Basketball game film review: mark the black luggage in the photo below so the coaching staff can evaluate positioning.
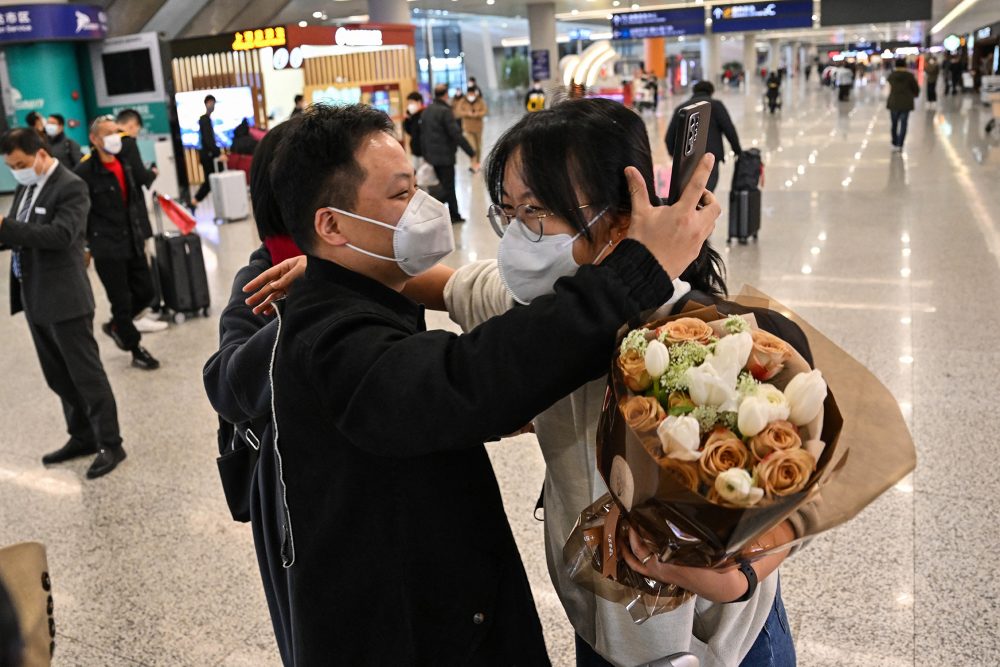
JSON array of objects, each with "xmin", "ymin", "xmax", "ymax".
[
  {"xmin": 731, "ymin": 149, "xmax": 763, "ymax": 191},
  {"xmin": 728, "ymin": 189, "xmax": 761, "ymax": 245},
  {"xmin": 150, "ymin": 195, "xmax": 210, "ymax": 323}
]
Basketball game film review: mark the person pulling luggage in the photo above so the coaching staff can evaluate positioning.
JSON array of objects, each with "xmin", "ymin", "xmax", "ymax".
[
  {"xmin": 75, "ymin": 116, "xmax": 160, "ymax": 370},
  {"xmin": 765, "ymin": 72, "xmax": 781, "ymax": 114},
  {"xmin": 665, "ymin": 81, "xmax": 742, "ymax": 192}
]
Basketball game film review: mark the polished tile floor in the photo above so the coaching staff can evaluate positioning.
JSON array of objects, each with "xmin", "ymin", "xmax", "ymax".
[{"xmin": 1, "ymin": 75, "xmax": 999, "ymax": 666}]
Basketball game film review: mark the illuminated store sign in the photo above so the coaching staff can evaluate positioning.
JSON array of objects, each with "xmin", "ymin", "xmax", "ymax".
[
  {"xmin": 232, "ymin": 26, "xmax": 286, "ymax": 51},
  {"xmin": 334, "ymin": 27, "xmax": 383, "ymax": 47}
]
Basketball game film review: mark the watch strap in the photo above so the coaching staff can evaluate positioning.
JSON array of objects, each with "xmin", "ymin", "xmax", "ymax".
[{"xmin": 730, "ymin": 559, "xmax": 758, "ymax": 603}]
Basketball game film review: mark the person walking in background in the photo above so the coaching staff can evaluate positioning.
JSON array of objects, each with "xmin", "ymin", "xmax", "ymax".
[
  {"xmin": 949, "ymin": 56, "xmax": 964, "ymax": 95},
  {"xmin": 453, "ymin": 85, "xmax": 488, "ymax": 173},
  {"xmin": 835, "ymin": 64, "xmax": 855, "ymax": 102},
  {"xmin": 190, "ymin": 94, "xmax": 222, "ymax": 212},
  {"xmin": 401, "ymin": 91, "xmax": 424, "ymax": 168},
  {"xmin": 665, "ymin": 81, "xmax": 741, "ymax": 192},
  {"xmin": 0, "ymin": 128, "xmax": 126, "ymax": 479},
  {"xmin": 887, "ymin": 60, "xmax": 920, "ymax": 152},
  {"xmin": 44, "ymin": 114, "xmax": 82, "ymax": 168},
  {"xmin": 76, "ymin": 117, "xmax": 161, "ymax": 370},
  {"xmin": 525, "ymin": 79, "xmax": 546, "ymax": 112},
  {"xmin": 765, "ymin": 72, "xmax": 781, "ymax": 114},
  {"xmin": 420, "ymin": 83, "xmax": 478, "ymax": 223},
  {"xmin": 289, "ymin": 94, "xmax": 305, "ymax": 118},
  {"xmin": 925, "ymin": 56, "xmax": 940, "ymax": 107}
]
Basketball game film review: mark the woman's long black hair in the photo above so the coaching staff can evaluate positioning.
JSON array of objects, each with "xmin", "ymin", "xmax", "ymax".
[
  {"xmin": 485, "ymin": 97, "xmax": 726, "ymax": 296},
  {"xmin": 249, "ymin": 118, "xmax": 295, "ymax": 241}
]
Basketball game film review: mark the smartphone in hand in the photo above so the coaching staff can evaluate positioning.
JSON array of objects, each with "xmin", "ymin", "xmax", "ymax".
[{"xmin": 666, "ymin": 100, "xmax": 712, "ymax": 205}]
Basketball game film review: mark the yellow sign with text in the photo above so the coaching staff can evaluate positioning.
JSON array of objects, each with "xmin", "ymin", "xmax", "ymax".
[{"xmin": 232, "ymin": 26, "xmax": 286, "ymax": 51}]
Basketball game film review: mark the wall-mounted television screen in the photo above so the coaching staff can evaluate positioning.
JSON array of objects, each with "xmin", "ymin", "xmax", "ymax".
[
  {"xmin": 102, "ymin": 49, "xmax": 156, "ymax": 96},
  {"xmin": 175, "ymin": 87, "xmax": 255, "ymax": 150}
]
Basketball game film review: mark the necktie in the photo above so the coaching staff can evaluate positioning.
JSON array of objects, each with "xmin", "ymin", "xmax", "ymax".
[{"xmin": 11, "ymin": 184, "xmax": 36, "ymax": 280}]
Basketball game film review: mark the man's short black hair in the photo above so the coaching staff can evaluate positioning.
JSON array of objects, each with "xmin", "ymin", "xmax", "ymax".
[
  {"xmin": 294, "ymin": 94, "xmax": 304, "ymax": 104},
  {"xmin": 25, "ymin": 111, "xmax": 42, "ymax": 127},
  {"xmin": 693, "ymin": 80, "xmax": 715, "ymax": 96},
  {"xmin": 205, "ymin": 94, "xmax": 216, "ymax": 105},
  {"xmin": 116, "ymin": 108, "xmax": 143, "ymax": 127},
  {"xmin": 271, "ymin": 104, "xmax": 395, "ymax": 253},
  {"xmin": 406, "ymin": 91, "xmax": 423, "ymax": 102},
  {"xmin": 1, "ymin": 127, "xmax": 45, "ymax": 156},
  {"xmin": 433, "ymin": 83, "xmax": 449, "ymax": 98},
  {"xmin": 47, "ymin": 113, "xmax": 65, "ymax": 127}
]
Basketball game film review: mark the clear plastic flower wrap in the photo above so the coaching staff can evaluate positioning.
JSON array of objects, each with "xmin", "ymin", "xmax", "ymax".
[{"xmin": 564, "ymin": 288, "xmax": 917, "ymax": 623}]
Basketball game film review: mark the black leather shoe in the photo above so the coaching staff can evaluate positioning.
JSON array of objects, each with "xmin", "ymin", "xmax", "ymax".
[
  {"xmin": 101, "ymin": 321, "xmax": 128, "ymax": 351},
  {"xmin": 131, "ymin": 346, "xmax": 160, "ymax": 370},
  {"xmin": 451, "ymin": 217, "xmax": 466, "ymax": 224},
  {"xmin": 86, "ymin": 446, "xmax": 126, "ymax": 479},
  {"xmin": 42, "ymin": 439, "xmax": 97, "ymax": 465}
]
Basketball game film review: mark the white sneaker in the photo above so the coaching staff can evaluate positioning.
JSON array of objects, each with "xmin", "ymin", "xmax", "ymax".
[{"xmin": 134, "ymin": 314, "xmax": 169, "ymax": 333}]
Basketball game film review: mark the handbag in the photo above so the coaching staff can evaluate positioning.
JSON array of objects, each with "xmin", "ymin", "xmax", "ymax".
[
  {"xmin": 416, "ymin": 159, "xmax": 440, "ymax": 188},
  {"xmin": 0, "ymin": 542, "xmax": 54, "ymax": 666}
]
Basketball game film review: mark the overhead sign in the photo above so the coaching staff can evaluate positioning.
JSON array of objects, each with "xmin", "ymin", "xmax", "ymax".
[
  {"xmin": 977, "ymin": 27, "xmax": 992, "ymax": 40},
  {"xmin": 710, "ymin": 2, "xmax": 813, "ymax": 33},
  {"xmin": 232, "ymin": 26, "xmax": 286, "ymax": 51},
  {"xmin": 334, "ymin": 27, "xmax": 383, "ymax": 47},
  {"xmin": 610, "ymin": 8, "xmax": 706, "ymax": 39},
  {"xmin": 531, "ymin": 49, "xmax": 550, "ymax": 81},
  {"xmin": 0, "ymin": 4, "xmax": 106, "ymax": 42}
]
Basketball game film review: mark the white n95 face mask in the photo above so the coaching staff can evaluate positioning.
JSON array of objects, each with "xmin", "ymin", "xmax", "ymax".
[
  {"xmin": 44, "ymin": 123, "xmax": 59, "ymax": 137},
  {"xmin": 328, "ymin": 188, "xmax": 454, "ymax": 276},
  {"xmin": 102, "ymin": 133, "xmax": 123, "ymax": 155},
  {"xmin": 497, "ymin": 206, "xmax": 609, "ymax": 305}
]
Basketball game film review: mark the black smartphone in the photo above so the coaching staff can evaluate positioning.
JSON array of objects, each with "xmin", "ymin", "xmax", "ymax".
[{"xmin": 666, "ymin": 100, "xmax": 712, "ymax": 205}]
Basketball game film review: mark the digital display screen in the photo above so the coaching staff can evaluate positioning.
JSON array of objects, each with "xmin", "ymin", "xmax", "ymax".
[
  {"xmin": 611, "ymin": 9, "xmax": 706, "ymax": 39},
  {"xmin": 820, "ymin": 0, "xmax": 931, "ymax": 26},
  {"xmin": 710, "ymin": 2, "xmax": 813, "ymax": 33},
  {"xmin": 175, "ymin": 87, "xmax": 255, "ymax": 150},
  {"xmin": 102, "ymin": 49, "xmax": 156, "ymax": 96}
]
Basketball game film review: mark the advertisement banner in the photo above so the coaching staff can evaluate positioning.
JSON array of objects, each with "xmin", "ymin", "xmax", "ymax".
[
  {"xmin": 531, "ymin": 49, "xmax": 551, "ymax": 81},
  {"xmin": 0, "ymin": 4, "xmax": 106, "ymax": 42}
]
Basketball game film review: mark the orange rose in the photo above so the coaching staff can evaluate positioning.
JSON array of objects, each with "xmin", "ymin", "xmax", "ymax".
[
  {"xmin": 618, "ymin": 349, "xmax": 652, "ymax": 392},
  {"xmin": 620, "ymin": 396, "xmax": 665, "ymax": 432},
  {"xmin": 659, "ymin": 458, "xmax": 700, "ymax": 493},
  {"xmin": 699, "ymin": 428, "xmax": 751, "ymax": 485},
  {"xmin": 747, "ymin": 329, "xmax": 792, "ymax": 381},
  {"xmin": 657, "ymin": 318, "xmax": 715, "ymax": 345},
  {"xmin": 749, "ymin": 420, "xmax": 802, "ymax": 461},
  {"xmin": 756, "ymin": 448, "xmax": 816, "ymax": 497},
  {"xmin": 668, "ymin": 391, "xmax": 696, "ymax": 413}
]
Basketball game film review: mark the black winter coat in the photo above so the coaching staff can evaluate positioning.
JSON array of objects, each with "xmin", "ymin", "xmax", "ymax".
[
  {"xmin": 666, "ymin": 94, "xmax": 742, "ymax": 164},
  {"xmin": 74, "ymin": 151, "xmax": 151, "ymax": 259},
  {"xmin": 206, "ymin": 239, "xmax": 674, "ymax": 665},
  {"xmin": 420, "ymin": 99, "xmax": 475, "ymax": 166},
  {"xmin": 47, "ymin": 133, "xmax": 82, "ymax": 168}
]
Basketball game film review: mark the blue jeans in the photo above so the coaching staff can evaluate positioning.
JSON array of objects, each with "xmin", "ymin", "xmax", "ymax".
[
  {"xmin": 574, "ymin": 580, "xmax": 796, "ymax": 666},
  {"xmin": 890, "ymin": 110, "xmax": 910, "ymax": 147}
]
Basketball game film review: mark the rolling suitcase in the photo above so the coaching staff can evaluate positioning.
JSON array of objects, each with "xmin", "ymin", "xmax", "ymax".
[
  {"xmin": 209, "ymin": 160, "xmax": 249, "ymax": 223},
  {"xmin": 728, "ymin": 189, "xmax": 761, "ymax": 245},
  {"xmin": 151, "ymin": 195, "xmax": 210, "ymax": 322}
]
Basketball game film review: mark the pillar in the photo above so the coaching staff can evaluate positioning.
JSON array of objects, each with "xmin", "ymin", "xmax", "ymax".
[
  {"xmin": 367, "ymin": 0, "xmax": 409, "ymax": 25},
  {"xmin": 743, "ymin": 32, "xmax": 758, "ymax": 88},
  {"xmin": 700, "ymin": 32, "xmax": 720, "ymax": 84},
  {"xmin": 768, "ymin": 38, "xmax": 780, "ymax": 74},
  {"xmin": 527, "ymin": 2, "xmax": 557, "ymax": 88},
  {"xmin": 645, "ymin": 37, "xmax": 666, "ymax": 78}
]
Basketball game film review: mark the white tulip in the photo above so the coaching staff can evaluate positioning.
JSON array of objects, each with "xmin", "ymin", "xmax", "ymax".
[
  {"xmin": 737, "ymin": 396, "xmax": 771, "ymax": 437},
  {"xmin": 785, "ymin": 370, "xmax": 828, "ymax": 426},
  {"xmin": 685, "ymin": 363, "xmax": 739, "ymax": 410},
  {"xmin": 644, "ymin": 339, "xmax": 670, "ymax": 379},
  {"xmin": 757, "ymin": 384, "xmax": 791, "ymax": 422},
  {"xmin": 707, "ymin": 331, "xmax": 753, "ymax": 386},
  {"xmin": 657, "ymin": 415, "xmax": 702, "ymax": 461},
  {"xmin": 715, "ymin": 468, "xmax": 765, "ymax": 506}
]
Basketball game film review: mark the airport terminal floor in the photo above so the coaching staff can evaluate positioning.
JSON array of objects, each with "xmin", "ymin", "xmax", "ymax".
[{"xmin": 2, "ymin": 76, "xmax": 1000, "ymax": 666}]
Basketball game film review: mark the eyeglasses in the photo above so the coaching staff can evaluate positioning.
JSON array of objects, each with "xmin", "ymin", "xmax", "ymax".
[{"xmin": 487, "ymin": 202, "xmax": 594, "ymax": 242}]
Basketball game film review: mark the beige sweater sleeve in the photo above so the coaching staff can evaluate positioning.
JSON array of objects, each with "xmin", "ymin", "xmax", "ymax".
[{"xmin": 443, "ymin": 259, "xmax": 514, "ymax": 332}]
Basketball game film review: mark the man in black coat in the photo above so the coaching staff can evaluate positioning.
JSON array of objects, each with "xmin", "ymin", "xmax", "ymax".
[
  {"xmin": 206, "ymin": 103, "xmax": 718, "ymax": 664},
  {"xmin": 191, "ymin": 94, "xmax": 222, "ymax": 210},
  {"xmin": 43, "ymin": 114, "xmax": 82, "ymax": 168},
  {"xmin": 0, "ymin": 128, "xmax": 126, "ymax": 479},
  {"xmin": 75, "ymin": 116, "xmax": 160, "ymax": 370},
  {"xmin": 419, "ymin": 83, "xmax": 477, "ymax": 223},
  {"xmin": 666, "ymin": 81, "xmax": 743, "ymax": 192}
]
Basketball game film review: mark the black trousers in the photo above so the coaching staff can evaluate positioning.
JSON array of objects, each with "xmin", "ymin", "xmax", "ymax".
[
  {"xmin": 432, "ymin": 164, "xmax": 462, "ymax": 221},
  {"xmin": 194, "ymin": 155, "xmax": 218, "ymax": 202},
  {"xmin": 27, "ymin": 314, "xmax": 121, "ymax": 448},
  {"xmin": 838, "ymin": 84, "xmax": 851, "ymax": 101},
  {"xmin": 94, "ymin": 253, "xmax": 154, "ymax": 351},
  {"xmin": 927, "ymin": 80, "xmax": 938, "ymax": 102}
]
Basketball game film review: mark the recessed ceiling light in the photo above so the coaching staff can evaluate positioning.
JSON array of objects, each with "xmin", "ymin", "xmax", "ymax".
[
  {"xmin": 571, "ymin": 8, "xmax": 579, "ymax": 15},
  {"xmin": 631, "ymin": 3, "xmax": 639, "ymax": 9},
  {"xmin": 312, "ymin": 11, "xmax": 322, "ymax": 17},
  {"xmin": 612, "ymin": 1, "xmax": 620, "ymax": 6},
  {"xmin": 299, "ymin": 20, "xmax": 308, "ymax": 27},
  {"xmin": 487, "ymin": 0, "xmax": 495, "ymax": 4}
]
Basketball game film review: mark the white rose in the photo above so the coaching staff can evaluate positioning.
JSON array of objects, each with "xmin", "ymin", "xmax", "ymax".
[
  {"xmin": 714, "ymin": 468, "xmax": 765, "ymax": 506},
  {"xmin": 685, "ymin": 363, "xmax": 739, "ymax": 411},
  {"xmin": 757, "ymin": 383, "xmax": 791, "ymax": 422},
  {"xmin": 706, "ymin": 331, "xmax": 753, "ymax": 387},
  {"xmin": 784, "ymin": 370, "xmax": 828, "ymax": 426},
  {"xmin": 737, "ymin": 396, "xmax": 771, "ymax": 437},
  {"xmin": 644, "ymin": 339, "xmax": 670, "ymax": 379},
  {"xmin": 657, "ymin": 415, "xmax": 702, "ymax": 461}
]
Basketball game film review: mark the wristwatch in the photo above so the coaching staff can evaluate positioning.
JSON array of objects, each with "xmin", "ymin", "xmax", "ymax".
[{"xmin": 729, "ymin": 559, "xmax": 757, "ymax": 604}]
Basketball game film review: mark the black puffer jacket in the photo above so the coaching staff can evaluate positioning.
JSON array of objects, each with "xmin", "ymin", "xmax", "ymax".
[{"xmin": 74, "ymin": 151, "xmax": 151, "ymax": 259}]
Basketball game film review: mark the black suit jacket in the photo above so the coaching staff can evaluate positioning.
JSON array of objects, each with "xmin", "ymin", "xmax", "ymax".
[
  {"xmin": 666, "ymin": 94, "xmax": 743, "ymax": 164},
  {"xmin": 199, "ymin": 114, "xmax": 220, "ymax": 160},
  {"xmin": 419, "ymin": 99, "xmax": 474, "ymax": 166},
  {"xmin": 0, "ymin": 164, "xmax": 94, "ymax": 325}
]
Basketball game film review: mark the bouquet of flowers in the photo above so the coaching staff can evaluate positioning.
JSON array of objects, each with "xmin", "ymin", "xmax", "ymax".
[{"xmin": 564, "ymin": 290, "xmax": 916, "ymax": 623}]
